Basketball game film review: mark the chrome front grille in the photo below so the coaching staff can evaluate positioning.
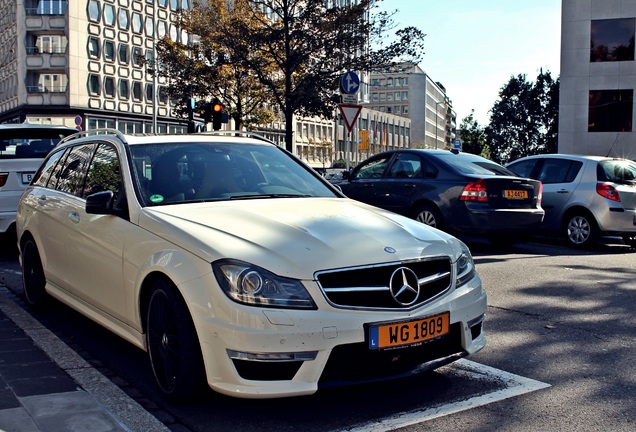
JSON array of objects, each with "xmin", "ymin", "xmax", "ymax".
[{"xmin": 315, "ymin": 258, "xmax": 452, "ymax": 310}]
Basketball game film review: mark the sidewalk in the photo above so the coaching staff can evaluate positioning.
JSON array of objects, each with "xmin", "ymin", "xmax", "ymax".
[{"xmin": 0, "ymin": 285, "xmax": 169, "ymax": 432}]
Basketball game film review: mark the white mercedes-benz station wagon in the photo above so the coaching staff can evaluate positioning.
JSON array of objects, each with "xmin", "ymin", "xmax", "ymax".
[{"xmin": 16, "ymin": 130, "xmax": 487, "ymax": 401}]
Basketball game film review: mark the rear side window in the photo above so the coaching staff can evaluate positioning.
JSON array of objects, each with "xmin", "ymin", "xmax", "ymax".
[
  {"xmin": 537, "ymin": 159, "xmax": 582, "ymax": 184},
  {"xmin": 32, "ymin": 148, "xmax": 68, "ymax": 188},
  {"xmin": 598, "ymin": 159, "xmax": 636, "ymax": 184},
  {"xmin": 56, "ymin": 144, "xmax": 97, "ymax": 196},
  {"xmin": 507, "ymin": 159, "xmax": 538, "ymax": 178}
]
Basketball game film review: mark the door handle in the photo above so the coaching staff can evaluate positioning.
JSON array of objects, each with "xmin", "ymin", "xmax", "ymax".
[{"xmin": 68, "ymin": 212, "xmax": 80, "ymax": 223}]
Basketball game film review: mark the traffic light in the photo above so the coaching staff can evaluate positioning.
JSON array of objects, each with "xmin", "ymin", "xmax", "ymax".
[{"xmin": 212, "ymin": 100, "xmax": 224, "ymax": 130}]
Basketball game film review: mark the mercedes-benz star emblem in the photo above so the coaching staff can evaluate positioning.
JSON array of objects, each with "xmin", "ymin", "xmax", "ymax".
[{"xmin": 389, "ymin": 267, "xmax": 420, "ymax": 306}]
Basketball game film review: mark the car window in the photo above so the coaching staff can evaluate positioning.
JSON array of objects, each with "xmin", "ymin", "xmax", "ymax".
[
  {"xmin": 388, "ymin": 154, "xmax": 420, "ymax": 178},
  {"xmin": 507, "ymin": 159, "xmax": 538, "ymax": 178},
  {"xmin": 598, "ymin": 159, "xmax": 636, "ymax": 184},
  {"xmin": 56, "ymin": 144, "xmax": 96, "ymax": 197},
  {"xmin": 32, "ymin": 148, "xmax": 69, "ymax": 188},
  {"xmin": 352, "ymin": 155, "xmax": 391, "ymax": 179},
  {"xmin": 83, "ymin": 144, "xmax": 122, "ymax": 200},
  {"xmin": 537, "ymin": 159, "xmax": 581, "ymax": 184}
]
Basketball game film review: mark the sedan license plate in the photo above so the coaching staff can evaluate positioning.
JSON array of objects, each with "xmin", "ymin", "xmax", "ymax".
[
  {"xmin": 367, "ymin": 312, "xmax": 450, "ymax": 351},
  {"xmin": 504, "ymin": 189, "xmax": 528, "ymax": 199},
  {"xmin": 21, "ymin": 173, "xmax": 34, "ymax": 184}
]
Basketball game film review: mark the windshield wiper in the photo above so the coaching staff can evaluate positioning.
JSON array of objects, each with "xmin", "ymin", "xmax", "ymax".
[{"xmin": 229, "ymin": 193, "xmax": 312, "ymax": 200}]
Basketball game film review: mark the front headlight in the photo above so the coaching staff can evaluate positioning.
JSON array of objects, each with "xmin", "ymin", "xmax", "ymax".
[
  {"xmin": 455, "ymin": 240, "xmax": 476, "ymax": 287},
  {"xmin": 212, "ymin": 259, "xmax": 317, "ymax": 309}
]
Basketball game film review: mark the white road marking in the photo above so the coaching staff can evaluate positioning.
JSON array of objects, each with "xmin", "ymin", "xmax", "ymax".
[{"xmin": 345, "ymin": 359, "xmax": 550, "ymax": 432}]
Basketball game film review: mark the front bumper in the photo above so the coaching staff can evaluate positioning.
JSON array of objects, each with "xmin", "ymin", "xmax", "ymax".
[{"xmin": 190, "ymin": 275, "xmax": 487, "ymax": 399}]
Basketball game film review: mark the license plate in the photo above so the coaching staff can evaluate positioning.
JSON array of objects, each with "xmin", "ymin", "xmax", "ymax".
[
  {"xmin": 367, "ymin": 312, "xmax": 450, "ymax": 351},
  {"xmin": 21, "ymin": 173, "xmax": 34, "ymax": 184},
  {"xmin": 504, "ymin": 189, "xmax": 528, "ymax": 199}
]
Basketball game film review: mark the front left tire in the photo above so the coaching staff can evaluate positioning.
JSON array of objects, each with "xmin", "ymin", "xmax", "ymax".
[{"xmin": 145, "ymin": 278, "xmax": 207, "ymax": 401}]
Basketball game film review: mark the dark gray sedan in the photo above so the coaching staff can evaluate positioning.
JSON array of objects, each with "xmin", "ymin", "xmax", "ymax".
[{"xmin": 337, "ymin": 149, "xmax": 544, "ymax": 241}]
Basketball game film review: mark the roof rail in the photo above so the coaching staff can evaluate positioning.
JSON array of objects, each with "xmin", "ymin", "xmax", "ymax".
[
  {"xmin": 196, "ymin": 130, "xmax": 275, "ymax": 144},
  {"xmin": 58, "ymin": 128, "xmax": 127, "ymax": 145}
]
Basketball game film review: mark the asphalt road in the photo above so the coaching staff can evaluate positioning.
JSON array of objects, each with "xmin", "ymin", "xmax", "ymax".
[{"xmin": 1, "ymin": 232, "xmax": 635, "ymax": 431}]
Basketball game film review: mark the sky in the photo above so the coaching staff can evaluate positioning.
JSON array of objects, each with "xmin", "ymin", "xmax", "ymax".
[{"xmin": 381, "ymin": 0, "xmax": 562, "ymax": 126}]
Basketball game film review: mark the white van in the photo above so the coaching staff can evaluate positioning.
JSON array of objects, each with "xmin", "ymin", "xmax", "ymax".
[{"xmin": 0, "ymin": 122, "xmax": 77, "ymax": 234}]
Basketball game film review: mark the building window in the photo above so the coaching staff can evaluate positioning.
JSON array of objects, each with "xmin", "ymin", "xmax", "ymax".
[
  {"xmin": 118, "ymin": 44, "xmax": 129, "ymax": 64},
  {"xmin": 104, "ymin": 77, "xmax": 116, "ymax": 97},
  {"xmin": 118, "ymin": 8, "xmax": 129, "ymax": 30},
  {"xmin": 132, "ymin": 81, "xmax": 142, "ymax": 101},
  {"xmin": 119, "ymin": 79, "xmax": 129, "ymax": 99},
  {"xmin": 145, "ymin": 16, "xmax": 155, "ymax": 37},
  {"xmin": 145, "ymin": 83, "xmax": 154, "ymax": 102},
  {"xmin": 132, "ymin": 12, "xmax": 143, "ymax": 34},
  {"xmin": 104, "ymin": 40, "xmax": 115, "ymax": 62},
  {"xmin": 132, "ymin": 47, "xmax": 143, "ymax": 67},
  {"xmin": 103, "ymin": 3, "xmax": 115, "ymax": 26},
  {"xmin": 588, "ymin": 90, "xmax": 633, "ymax": 132},
  {"xmin": 36, "ymin": 35, "xmax": 68, "ymax": 54},
  {"xmin": 158, "ymin": 21, "xmax": 167, "ymax": 38},
  {"xmin": 158, "ymin": 86, "xmax": 168, "ymax": 104},
  {"xmin": 88, "ymin": 37, "xmax": 100, "ymax": 58},
  {"xmin": 88, "ymin": 74, "xmax": 101, "ymax": 95},
  {"xmin": 88, "ymin": 0, "xmax": 100, "ymax": 22},
  {"xmin": 402, "ymin": 91, "xmax": 408, "ymax": 101},
  {"xmin": 591, "ymin": 18, "xmax": 635, "ymax": 62}
]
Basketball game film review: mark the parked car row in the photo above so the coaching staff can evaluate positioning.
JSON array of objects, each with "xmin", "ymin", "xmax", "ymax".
[{"xmin": 334, "ymin": 150, "xmax": 636, "ymax": 248}]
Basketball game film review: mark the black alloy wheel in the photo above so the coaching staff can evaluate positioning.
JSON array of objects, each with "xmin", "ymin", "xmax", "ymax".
[
  {"xmin": 146, "ymin": 279, "xmax": 206, "ymax": 401},
  {"xmin": 22, "ymin": 239, "xmax": 49, "ymax": 308}
]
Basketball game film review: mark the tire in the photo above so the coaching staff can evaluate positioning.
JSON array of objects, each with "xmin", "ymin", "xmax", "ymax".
[
  {"xmin": 564, "ymin": 211, "xmax": 598, "ymax": 247},
  {"xmin": 622, "ymin": 235, "xmax": 636, "ymax": 248},
  {"xmin": 413, "ymin": 204, "xmax": 443, "ymax": 229},
  {"xmin": 21, "ymin": 239, "xmax": 49, "ymax": 308},
  {"xmin": 146, "ymin": 279, "xmax": 207, "ymax": 401}
]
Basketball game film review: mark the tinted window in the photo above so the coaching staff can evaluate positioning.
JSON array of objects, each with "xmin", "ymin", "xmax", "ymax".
[
  {"xmin": 32, "ymin": 149, "xmax": 68, "ymax": 187},
  {"xmin": 598, "ymin": 159, "xmax": 636, "ymax": 184},
  {"xmin": 389, "ymin": 154, "xmax": 420, "ymax": 178},
  {"xmin": 537, "ymin": 159, "xmax": 582, "ymax": 184},
  {"xmin": 83, "ymin": 144, "xmax": 122, "ymax": 199},
  {"xmin": 507, "ymin": 159, "xmax": 539, "ymax": 178},
  {"xmin": 353, "ymin": 155, "xmax": 391, "ymax": 179},
  {"xmin": 56, "ymin": 144, "xmax": 96, "ymax": 196}
]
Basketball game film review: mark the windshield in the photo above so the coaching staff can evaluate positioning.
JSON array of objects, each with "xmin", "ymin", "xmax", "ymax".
[
  {"xmin": 130, "ymin": 142, "xmax": 339, "ymax": 206},
  {"xmin": 0, "ymin": 126, "xmax": 76, "ymax": 159}
]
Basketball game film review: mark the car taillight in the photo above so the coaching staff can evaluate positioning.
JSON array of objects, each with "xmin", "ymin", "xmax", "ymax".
[
  {"xmin": 537, "ymin": 182, "xmax": 543, "ymax": 204},
  {"xmin": 0, "ymin": 172, "xmax": 8, "ymax": 187},
  {"xmin": 460, "ymin": 178, "xmax": 488, "ymax": 202},
  {"xmin": 596, "ymin": 182, "xmax": 621, "ymax": 202}
]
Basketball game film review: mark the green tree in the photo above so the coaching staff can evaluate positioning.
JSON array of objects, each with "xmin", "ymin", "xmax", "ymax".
[
  {"xmin": 486, "ymin": 70, "xmax": 559, "ymax": 165},
  {"xmin": 458, "ymin": 110, "xmax": 486, "ymax": 156},
  {"xmin": 159, "ymin": 0, "xmax": 425, "ymax": 151},
  {"xmin": 155, "ymin": 5, "xmax": 274, "ymax": 130}
]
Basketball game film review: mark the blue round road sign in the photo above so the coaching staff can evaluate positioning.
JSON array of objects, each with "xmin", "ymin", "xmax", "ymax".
[{"xmin": 340, "ymin": 71, "xmax": 360, "ymax": 95}]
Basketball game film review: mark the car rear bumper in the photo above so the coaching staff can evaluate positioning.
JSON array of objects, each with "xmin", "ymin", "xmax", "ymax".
[
  {"xmin": 597, "ymin": 207, "xmax": 636, "ymax": 234},
  {"xmin": 454, "ymin": 207, "xmax": 545, "ymax": 235}
]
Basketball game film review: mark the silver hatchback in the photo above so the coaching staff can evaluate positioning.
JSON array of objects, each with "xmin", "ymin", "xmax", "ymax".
[{"xmin": 507, "ymin": 154, "xmax": 636, "ymax": 247}]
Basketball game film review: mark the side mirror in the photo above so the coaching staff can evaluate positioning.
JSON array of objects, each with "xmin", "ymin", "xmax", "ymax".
[
  {"xmin": 86, "ymin": 190, "xmax": 114, "ymax": 214},
  {"xmin": 342, "ymin": 170, "xmax": 351, "ymax": 180}
]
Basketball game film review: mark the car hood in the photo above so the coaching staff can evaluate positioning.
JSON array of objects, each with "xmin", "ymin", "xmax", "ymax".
[{"xmin": 138, "ymin": 198, "xmax": 460, "ymax": 279}]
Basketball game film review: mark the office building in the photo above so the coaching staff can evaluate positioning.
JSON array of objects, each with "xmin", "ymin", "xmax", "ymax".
[{"xmin": 560, "ymin": 0, "xmax": 636, "ymax": 159}]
